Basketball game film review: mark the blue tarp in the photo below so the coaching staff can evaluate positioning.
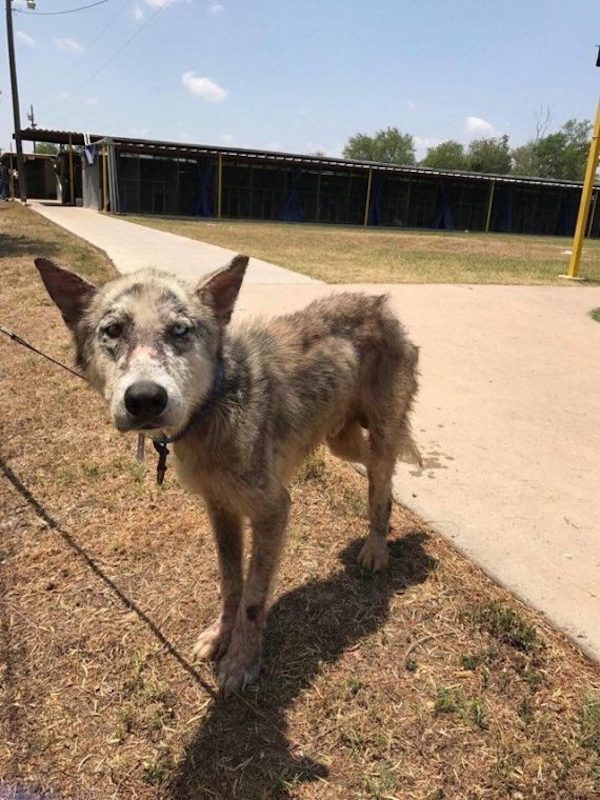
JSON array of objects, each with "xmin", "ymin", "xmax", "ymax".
[
  {"xmin": 368, "ymin": 175, "xmax": 385, "ymax": 226},
  {"xmin": 279, "ymin": 169, "xmax": 305, "ymax": 222},
  {"xmin": 431, "ymin": 182, "xmax": 455, "ymax": 230},
  {"xmin": 190, "ymin": 159, "xmax": 215, "ymax": 217}
]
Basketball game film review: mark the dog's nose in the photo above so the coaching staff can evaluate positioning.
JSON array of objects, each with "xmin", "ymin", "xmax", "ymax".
[{"xmin": 124, "ymin": 381, "xmax": 168, "ymax": 419}]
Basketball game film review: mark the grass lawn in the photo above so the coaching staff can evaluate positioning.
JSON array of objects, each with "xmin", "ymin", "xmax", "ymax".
[
  {"xmin": 1, "ymin": 202, "xmax": 600, "ymax": 799},
  {"xmin": 126, "ymin": 214, "xmax": 600, "ymax": 285}
]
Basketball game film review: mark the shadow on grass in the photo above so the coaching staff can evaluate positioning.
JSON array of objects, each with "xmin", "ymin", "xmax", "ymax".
[
  {"xmin": 169, "ymin": 532, "xmax": 437, "ymax": 800},
  {"xmin": 0, "ymin": 233, "xmax": 62, "ymax": 261},
  {"xmin": 1, "ymin": 458, "xmax": 436, "ymax": 799}
]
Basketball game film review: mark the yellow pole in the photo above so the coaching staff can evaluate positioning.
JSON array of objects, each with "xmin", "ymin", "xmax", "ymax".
[
  {"xmin": 485, "ymin": 180, "xmax": 495, "ymax": 233},
  {"xmin": 586, "ymin": 190, "xmax": 598, "ymax": 238},
  {"xmin": 566, "ymin": 100, "xmax": 600, "ymax": 278},
  {"xmin": 363, "ymin": 168, "xmax": 373, "ymax": 226},
  {"xmin": 68, "ymin": 133, "xmax": 75, "ymax": 205},
  {"xmin": 217, "ymin": 154, "xmax": 223, "ymax": 219}
]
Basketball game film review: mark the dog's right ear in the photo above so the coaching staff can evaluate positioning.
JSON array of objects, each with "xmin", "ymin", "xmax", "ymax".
[
  {"xmin": 196, "ymin": 254, "xmax": 249, "ymax": 324},
  {"xmin": 34, "ymin": 258, "xmax": 97, "ymax": 330}
]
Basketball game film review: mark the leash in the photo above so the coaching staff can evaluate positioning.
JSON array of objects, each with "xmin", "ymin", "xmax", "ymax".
[{"xmin": 0, "ymin": 322, "xmax": 86, "ymax": 381}]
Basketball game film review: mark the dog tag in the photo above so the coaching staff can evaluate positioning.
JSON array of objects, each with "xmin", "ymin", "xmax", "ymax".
[{"xmin": 136, "ymin": 433, "xmax": 145, "ymax": 463}]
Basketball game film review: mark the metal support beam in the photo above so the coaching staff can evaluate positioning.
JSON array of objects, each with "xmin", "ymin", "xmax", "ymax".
[
  {"xmin": 485, "ymin": 180, "xmax": 496, "ymax": 233},
  {"xmin": 68, "ymin": 133, "xmax": 75, "ymax": 205},
  {"xmin": 363, "ymin": 168, "xmax": 373, "ymax": 226},
  {"xmin": 217, "ymin": 154, "xmax": 223, "ymax": 218},
  {"xmin": 102, "ymin": 146, "xmax": 108, "ymax": 211},
  {"xmin": 5, "ymin": 0, "xmax": 27, "ymax": 203},
  {"xmin": 566, "ymin": 100, "xmax": 600, "ymax": 278}
]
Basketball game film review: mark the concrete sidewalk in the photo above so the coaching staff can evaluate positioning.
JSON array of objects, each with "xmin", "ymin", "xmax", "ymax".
[
  {"xmin": 30, "ymin": 203, "xmax": 600, "ymax": 662},
  {"xmin": 31, "ymin": 203, "xmax": 322, "ymax": 285}
]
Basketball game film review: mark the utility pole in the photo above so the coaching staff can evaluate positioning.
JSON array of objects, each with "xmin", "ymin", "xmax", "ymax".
[
  {"xmin": 27, "ymin": 104, "xmax": 37, "ymax": 153},
  {"xmin": 5, "ymin": 0, "xmax": 27, "ymax": 202}
]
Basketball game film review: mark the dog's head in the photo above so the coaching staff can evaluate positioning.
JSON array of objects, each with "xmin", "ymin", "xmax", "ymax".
[{"xmin": 34, "ymin": 255, "xmax": 248, "ymax": 436}]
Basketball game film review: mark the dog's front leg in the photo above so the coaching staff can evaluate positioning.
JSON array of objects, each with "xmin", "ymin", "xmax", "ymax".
[
  {"xmin": 192, "ymin": 501, "xmax": 243, "ymax": 663},
  {"xmin": 218, "ymin": 487, "xmax": 291, "ymax": 694}
]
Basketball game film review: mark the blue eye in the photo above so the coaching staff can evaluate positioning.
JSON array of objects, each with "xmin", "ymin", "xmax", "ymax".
[{"xmin": 170, "ymin": 322, "xmax": 190, "ymax": 337}]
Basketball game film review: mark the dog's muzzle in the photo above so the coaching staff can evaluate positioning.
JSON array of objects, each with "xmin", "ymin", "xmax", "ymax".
[{"xmin": 124, "ymin": 380, "xmax": 168, "ymax": 428}]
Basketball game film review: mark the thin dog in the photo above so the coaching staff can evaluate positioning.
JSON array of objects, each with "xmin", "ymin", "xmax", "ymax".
[{"xmin": 34, "ymin": 255, "xmax": 421, "ymax": 693}]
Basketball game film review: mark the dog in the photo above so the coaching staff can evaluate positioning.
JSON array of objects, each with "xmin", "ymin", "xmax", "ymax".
[{"xmin": 34, "ymin": 255, "xmax": 421, "ymax": 693}]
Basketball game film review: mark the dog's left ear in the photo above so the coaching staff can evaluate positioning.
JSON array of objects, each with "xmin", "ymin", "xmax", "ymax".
[
  {"xmin": 34, "ymin": 258, "xmax": 97, "ymax": 330},
  {"xmin": 196, "ymin": 255, "xmax": 249, "ymax": 324}
]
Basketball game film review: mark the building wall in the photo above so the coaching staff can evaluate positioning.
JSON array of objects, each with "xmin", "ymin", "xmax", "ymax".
[{"xmin": 114, "ymin": 151, "xmax": 598, "ymax": 238}]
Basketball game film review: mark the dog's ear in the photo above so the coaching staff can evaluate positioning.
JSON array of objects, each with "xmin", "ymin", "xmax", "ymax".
[
  {"xmin": 196, "ymin": 255, "xmax": 249, "ymax": 324},
  {"xmin": 34, "ymin": 258, "xmax": 97, "ymax": 330}
]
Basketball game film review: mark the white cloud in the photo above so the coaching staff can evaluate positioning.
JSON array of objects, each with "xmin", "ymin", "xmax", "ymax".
[
  {"xmin": 406, "ymin": 100, "xmax": 417, "ymax": 111},
  {"xmin": 464, "ymin": 116, "xmax": 495, "ymax": 136},
  {"xmin": 144, "ymin": 0, "xmax": 172, "ymax": 8},
  {"xmin": 84, "ymin": 96, "xmax": 99, "ymax": 106},
  {"xmin": 128, "ymin": 127, "xmax": 150, "ymax": 137},
  {"xmin": 221, "ymin": 133, "xmax": 234, "ymax": 144},
  {"xmin": 181, "ymin": 72, "xmax": 227, "ymax": 102},
  {"xmin": 208, "ymin": 2, "xmax": 224, "ymax": 13},
  {"xmin": 57, "ymin": 91, "xmax": 70, "ymax": 101},
  {"xmin": 54, "ymin": 37, "xmax": 85, "ymax": 55},
  {"xmin": 15, "ymin": 30, "xmax": 34, "ymax": 47},
  {"xmin": 264, "ymin": 141, "xmax": 283, "ymax": 152},
  {"xmin": 413, "ymin": 135, "xmax": 439, "ymax": 158},
  {"xmin": 133, "ymin": 3, "xmax": 144, "ymax": 19}
]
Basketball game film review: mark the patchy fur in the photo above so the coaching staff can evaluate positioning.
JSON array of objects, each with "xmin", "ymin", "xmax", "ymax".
[{"xmin": 34, "ymin": 255, "xmax": 421, "ymax": 693}]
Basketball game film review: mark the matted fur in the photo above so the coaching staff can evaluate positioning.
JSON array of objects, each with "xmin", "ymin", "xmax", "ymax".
[{"xmin": 34, "ymin": 255, "xmax": 421, "ymax": 693}]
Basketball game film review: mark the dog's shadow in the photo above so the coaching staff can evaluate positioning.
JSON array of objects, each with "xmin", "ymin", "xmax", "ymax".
[{"xmin": 169, "ymin": 532, "xmax": 436, "ymax": 800}]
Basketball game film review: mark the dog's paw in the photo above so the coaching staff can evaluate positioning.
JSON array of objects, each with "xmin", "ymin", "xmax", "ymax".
[
  {"xmin": 192, "ymin": 619, "xmax": 232, "ymax": 662},
  {"xmin": 357, "ymin": 538, "xmax": 389, "ymax": 572},
  {"xmin": 217, "ymin": 639, "xmax": 261, "ymax": 695}
]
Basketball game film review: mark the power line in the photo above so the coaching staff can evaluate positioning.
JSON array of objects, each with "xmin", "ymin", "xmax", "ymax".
[
  {"xmin": 70, "ymin": 2, "xmax": 168, "ymax": 93},
  {"xmin": 14, "ymin": 0, "xmax": 109, "ymax": 16},
  {"xmin": 42, "ymin": 0, "xmax": 133, "ymax": 97}
]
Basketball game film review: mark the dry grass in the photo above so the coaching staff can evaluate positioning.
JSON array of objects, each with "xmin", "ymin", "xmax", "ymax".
[
  {"xmin": 1, "ymin": 202, "xmax": 600, "ymax": 800},
  {"xmin": 125, "ymin": 214, "xmax": 600, "ymax": 285}
]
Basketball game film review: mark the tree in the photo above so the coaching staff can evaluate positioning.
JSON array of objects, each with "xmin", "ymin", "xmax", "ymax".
[
  {"xmin": 511, "ymin": 142, "xmax": 538, "ymax": 176},
  {"xmin": 343, "ymin": 127, "xmax": 416, "ymax": 165},
  {"xmin": 532, "ymin": 119, "xmax": 591, "ymax": 181},
  {"xmin": 420, "ymin": 140, "xmax": 466, "ymax": 170},
  {"xmin": 511, "ymin": 117, "xmax": 591, "ymax": 180},
  {"xmin": 467, "ymin": 135, "xmax": 511, "ymax": 174},
  {"xmin": 35, "ymin": 142, "xmax": 59, "ymax": 155}
]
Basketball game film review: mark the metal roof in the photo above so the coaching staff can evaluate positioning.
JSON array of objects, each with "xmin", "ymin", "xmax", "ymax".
[{"xmin": 19, "ymin": 127, "xmax": 596, "ymax": 191}]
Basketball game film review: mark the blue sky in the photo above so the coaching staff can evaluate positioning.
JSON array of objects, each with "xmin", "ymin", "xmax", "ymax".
[{"xmin": 3, "ymin": 0, "xmax": 600, "ymax": 158}]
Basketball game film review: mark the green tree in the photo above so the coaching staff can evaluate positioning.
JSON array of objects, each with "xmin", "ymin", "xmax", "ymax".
[
  {"xmin": 35, "ymin": 142, "xmax": 59, "ymax": 155},
  {"xmin": 532, "ymin": 119, "xmax": 591, "ymax": 180},
  {"xmin": 467, "ymin": 135, "xmax": 512, "ymax": 174},
  {"xmin": 421, "ymin": 140, "xmax": 466, "ymax": 170},
  {"xmin": 511, "ymin": 142, "xmax": 538, "ymax": 176},
  {"xmin": 343, "ymin": 127, "xmax": 416, "ymax": 165}
]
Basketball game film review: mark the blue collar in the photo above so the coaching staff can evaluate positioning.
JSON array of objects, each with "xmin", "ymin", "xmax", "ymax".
[{"xmin": 151, "ymin": 359, "xmax": 225, "ymax": 484}]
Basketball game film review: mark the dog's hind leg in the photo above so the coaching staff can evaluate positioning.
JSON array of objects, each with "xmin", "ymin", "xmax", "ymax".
[
  {"xmin": 357, "ymin": 442, "xmax": 397, "ymax": 573},
  {"xmin": 218, "ymin": 487, "xmax": 291, "ymax": 694},
  {"xmin": 192, "ymin": 501, "xmax": 243, "ymax": 663}
]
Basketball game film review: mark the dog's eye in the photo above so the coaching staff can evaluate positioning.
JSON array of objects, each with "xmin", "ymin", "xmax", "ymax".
[
  {"xmin": 103, "ymin": 322, "xmax": 123, "ymax": 339},
  {"xmin": 170, "ymin": 322, "xmax": 191, "ymax": 337}
]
